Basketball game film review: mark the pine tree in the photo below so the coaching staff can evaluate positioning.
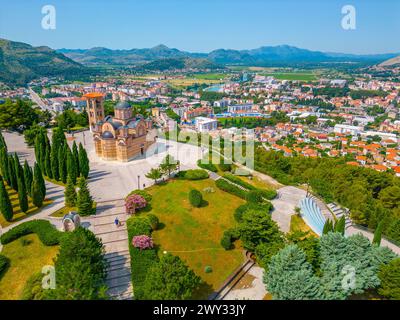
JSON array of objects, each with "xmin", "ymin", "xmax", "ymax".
[
  {"xmin": 72, "ymin": 141, "xmax": 80, "ymax": 177},
  {"xmin": 23, "ymin": 160, "xmax": 33, "ymax": 197},
  {"xmin": 66, "ymin": 147, "xmax": 77, "ymax": 185},
  {"xmin": 373, "ymin": 221, "xmax": 384, "ymax": 246},
  {"xmin": 76, "ymin": 177, "xmax": 93, "ymax": 216},
  {"xmin": 78, "ymin": 143, "xmax": 90, "ymax": 179},
  {"xmin": 17, "ymin": 175, "xmax": 28, "ymax": 213},
  {"xmin": 0, "ymin": 175, "xmax": 13, "ymax": 221},
  {"xmin": 65, "ymin": 175, "xmax": 77, "ymax": 207},
  {"xmin": 58, "ymin": 145, "xmax": 67, "ymax": 184}
]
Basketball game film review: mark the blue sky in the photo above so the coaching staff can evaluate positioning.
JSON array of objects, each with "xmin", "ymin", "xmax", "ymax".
[{"xmin": 0, "ymin": 0, "xmax": 399, "ymax": 54}]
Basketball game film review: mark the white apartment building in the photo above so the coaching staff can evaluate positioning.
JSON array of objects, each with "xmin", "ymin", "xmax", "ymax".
[{"xmin": 195, "ymin": 117, "xmax": 218, "ymax": 132}]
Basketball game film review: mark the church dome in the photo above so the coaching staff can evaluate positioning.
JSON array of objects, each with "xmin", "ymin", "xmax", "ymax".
[
  {"xmin": 102, "ymin": 131, "xmax": 114, "ymax": 139},
  {"xmin": 115, "ymin": 101, "xmax": 131, "ymax": 109}
]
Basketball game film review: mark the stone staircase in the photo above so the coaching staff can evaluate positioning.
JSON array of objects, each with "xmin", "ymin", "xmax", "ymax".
[
  {"xmin": 92, "ymin": 200, "xmax": 133, "ymax": 300},
  {"xmin": 327, "ymin": 202, "xmax": 353, "ymax": 229}
]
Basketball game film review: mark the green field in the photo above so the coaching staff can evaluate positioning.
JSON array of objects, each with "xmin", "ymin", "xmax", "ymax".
[
  {"xmin": 144, "ymin": 178, "xmax": 245, "ymax": 298},
  {"xmin": 263, "ymin": 72, "xmax": 317, "ymax": 81},
  {"xmin": 192, "ymin": 73, "xmax": 228, "ymax": 80},
  {"xmin": 0, "ymin": 234, "xmax": 59, "ymax": 300}
]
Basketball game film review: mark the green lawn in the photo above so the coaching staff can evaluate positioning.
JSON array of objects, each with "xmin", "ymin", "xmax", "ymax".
[
  {"xmin": 0, "ymin": 184, "xmax": 53, "ymax": 228},
  {"xmin": 50, "ymin": 202, "xmax": 97, "ymax": 217},
  {"xmin": 144, "ymin": 178, "xmax": 246, "ymax": 298},
  {"xmin": 290, "ymin": 214, "xmax": 318, "ymax": 238},
  {"xmin": 0, "ymin": 234, "xmax": 59, "ymax": 300},
  {"xmin": 192, "ymin": 73, "xmax": 227, "ymax": 80}
]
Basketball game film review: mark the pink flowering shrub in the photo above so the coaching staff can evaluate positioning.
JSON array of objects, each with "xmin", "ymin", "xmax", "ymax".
[
  {"xmin": 125, "ymin": 194, "xmax": 147, "ymax": 214},
  {"xmin": 132, "ymin": 235, "xmax": 154, "ymax": 250}
]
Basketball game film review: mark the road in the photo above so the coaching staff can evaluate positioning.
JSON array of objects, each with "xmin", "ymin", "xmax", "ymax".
[{"xmin": 28, "ymin": 87, "xmax": 55, "ymax": 115}]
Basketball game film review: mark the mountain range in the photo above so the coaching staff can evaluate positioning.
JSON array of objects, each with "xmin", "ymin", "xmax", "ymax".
[
  {"xmin": 58, "ymin": 44, "xmax": 399, "ymax": 66},
  {"xmin": 1, "ymin": 38, "xmax": 399, "ymax": 86}
]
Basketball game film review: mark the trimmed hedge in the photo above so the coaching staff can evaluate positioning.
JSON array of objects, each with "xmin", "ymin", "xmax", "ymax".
[
  {"xmin": 176, "ymin": 169, "xmax": 209, "ymax": 180},
  {"xmin": 215, "ymin": 178, "xmax": 248, "ymax": 199},
  {"xmin": 127, "ymin": 216, "xmax": 159, "ymax": 300},
  {"xmin": 223, "ymin": 173, "xmax": 257, "ymax": 190},
  {"xmin": 147, "ymin": 214, "xmax": 160, "ymax": 231},
  {"xmin": 0, "ymin": 254, "xmax": 10, "ymax": 276},
  {"xmin": 0, "ymin": 220, "xmax": 62, "ymax": 246},
  {"xmin": 258, "ymin": 189, "xmax": 277, "ymax": 200},
  {"xmin": 197, "ymin": 160, "xmax": 218, "ymax": 172},
  {"xmin": 189, "ymin": 189, "xmax": 203, "ymax": 207},
  {"xmin": 218, "ymin": 163, "xmax": 232, "ymax": 172}
]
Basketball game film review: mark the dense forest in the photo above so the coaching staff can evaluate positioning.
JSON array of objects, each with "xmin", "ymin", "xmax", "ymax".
[{"xmin": 254, "ymin": 147, "xmax": 400, "ymax": 242}]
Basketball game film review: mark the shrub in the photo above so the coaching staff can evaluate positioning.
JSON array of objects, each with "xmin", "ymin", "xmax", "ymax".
[
  {"xmin": 146, "ymin": 214, "xmax": 160, "ymax": 231},
  {"xmin": 223, "ymin": 173, "xmax": 257, "ymax": 190},
  {"xmin": 215, "ymin": 178, "xmax": 248, "ymax": 199},
  {"xmin": 197, "ymin": 159, "xmax": 218, "ymax": 172},
  {"xmin": 246, "ymin": 190, "xmax": 265, "ymax": 203},
  {"xmin": 258, "ymin": 189, "xmax": 277, "ymax": 200},
  {"xmin": 220, "ymin": 231, "xmax": 233, "ymax": 250},
  {"xmin": 204, "ymin": 266, "xmax": 213, "ymax": 273},
  {"xmin": 0, "ymin": 220, "xmax": 62, "ymax": 246},
  {"xmin": 132, "ymin": 235, "xmax": 154, "ymax": 250},
  {"xmin": 234, "ymin": 202, "xmax": 273, "ymax": 222},
  {"xmin": 127, "ymin": 189, "xmax": 152, "ymax": 203},
  {"xmin": 0, "ymin": 254, "xmax": 10, "ymax": 276},
  {"xmin": 21, "ymin": 272, "xmax": 45, "ymax": 300},
  {"xmin": 189, "ymin": 189, "xmax": 203, "ymax": 207},
  {"xmin": 218, "ymin": 163, "xmax": 232, "ymax": 172},
  {"xmin": 178, "ymin": 169, "xmax": 209, "ymax": 180},
  {"xmin": 125, "ymin": 194, "xmax": 147, "ymax": 214}
]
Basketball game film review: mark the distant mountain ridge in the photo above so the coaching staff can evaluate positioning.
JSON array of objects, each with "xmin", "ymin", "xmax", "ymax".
[
  {"xmin": 59, "ymin": 44, "xmax": 399, "ymax": 66},
  {"xmin": 0, "ymin": 38, "xmax": 87, "ymax": 86}
]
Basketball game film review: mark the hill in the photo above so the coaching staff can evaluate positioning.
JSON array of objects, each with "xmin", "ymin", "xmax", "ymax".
[
  {"xmin": 379, "ymin": 55, "xmax": 400, "ymax": 67},
  {"xmin": 0, "ymin": 38, "xmax": 88, "ymax": 86},
  {"xmin": 139, "ymin": 57, "xmax": 221, "ymax": 71}
]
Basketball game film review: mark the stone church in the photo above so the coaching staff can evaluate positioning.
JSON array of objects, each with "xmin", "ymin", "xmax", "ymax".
[{"xmin": 84, "ymin": 93, "xmax": 155, "ymax": 162}]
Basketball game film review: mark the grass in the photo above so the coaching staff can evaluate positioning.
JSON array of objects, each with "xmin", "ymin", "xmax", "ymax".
[
  {"xmin": 0, "ymin": 234, "xmax": 59, "ymax": 300},
  {"xmin": 192, "ymin": 73, "xmax": 228, "ymax": 80},
  {"xmin": 144, "ymin": 178, "xmax": 246, "ymax": 298},
  {"xmin": 0, "ymin": 184, "xmax": 53, "ymax": 228},
  {"xmin": 290, "ymin": 214, "xmax": 318, "ymax": 238},
  {"xmin": 162, "ymin": 77, "xmax": 222, "ymax": 87}
]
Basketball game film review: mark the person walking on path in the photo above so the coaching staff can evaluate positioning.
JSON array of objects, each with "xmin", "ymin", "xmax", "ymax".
[{"xmin": 114, "ymin": 217, "xmax": 120, "ymax": 227}]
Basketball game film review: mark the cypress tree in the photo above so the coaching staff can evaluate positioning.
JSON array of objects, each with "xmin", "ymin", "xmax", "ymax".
[
  {"xmin": 50, "ymin": 143, "xmax": 59, "ymax": 181},
  {"xmin": 0, "ymin": 131, "xmax": 6, "ymax": 150},
  {"xmin": 72, "ymin": 141, "xmax": 80, "ymax": 177},
  {"xmin": 31, "ymin": 178, "xmax": 43, "ymax": 208},
  {"xmin": 33, "ymin": 162, "xmax": 46, "ymax": 199},
  {"xmin": 3, "ymin": 154, "xmax": 11, "ymax": 186},
  {"xmin": 373, "ymin": 221, "xmax": 384, "ymax": 246},
  {"xmin": 0, "ymin": 175, "xmax": 13, "ymax": 221},
  {"xmin": 64, "ymin": 175, "xmax": 77, "ymax": 207},
  {"xmin": 78, "ymin": 143, "xmax": 90, "ymax": 179},
  {"xmin": 334, "ymin": 216, "xmax": 346, "ymax": 235},
  {"xmin": 76, "ymin": 177, "xmax": 93, "ymax": 216},
  {"xmin": 322, "ymin": 219, "xmax": 333, "ymax": 235},
  {"xmin": 13, "ymin": 153, "xmax": 24, "ymax": 187},
  {"xmin": 8, "ymin": 156, "xmax": 18, "ymax": 191},
  {"xmin": 66, "ymin": 147, "xmax": 77, "ymax": 185},
  {"xmin": 45, "ymin": 146, "xmax": 53, "ymax": 179},
  {"xmin": 17, "ymin": 175, "xmax": 28, "ymax": 213},
  {"xmin": 23, "ymin": 160, "xmax": 33, "ymax": 197},
  {"xmin": 58, "ymin": 145, "xmax": 67, "ymax": 184},
  {"xmin": 0, "ymin": 147, "xmax": 9, "ymax": 183}
]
